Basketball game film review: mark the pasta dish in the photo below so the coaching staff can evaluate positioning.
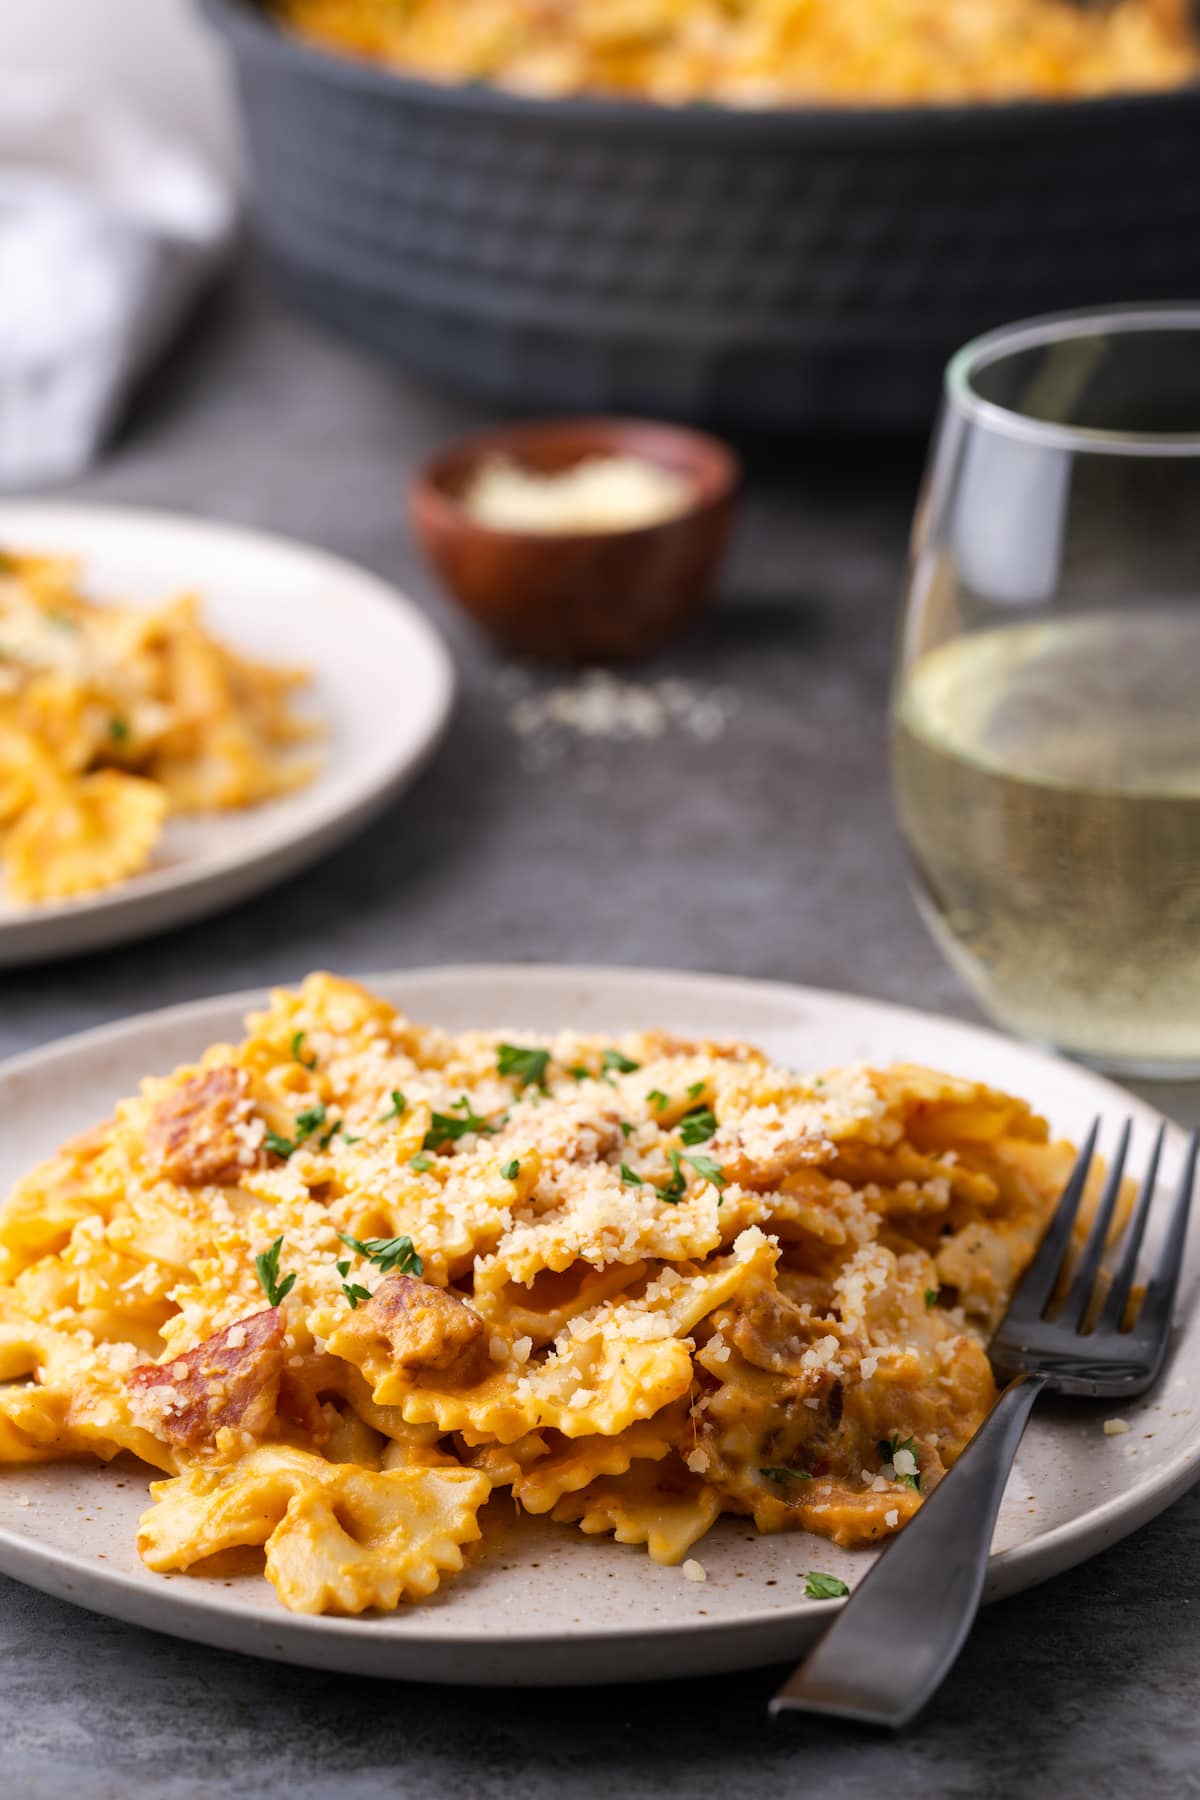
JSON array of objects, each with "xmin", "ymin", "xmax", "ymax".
[
  {"xmin": 0, "ymin": 975, "xmax": 1106, "ymax": 1614},
  {"xmin": 272, "ymin": 0, "xmax": 1199, "ymax": 107},
  {"xmin": 0, "ymin": 550, "xmax": 316, "ymax": 904}
]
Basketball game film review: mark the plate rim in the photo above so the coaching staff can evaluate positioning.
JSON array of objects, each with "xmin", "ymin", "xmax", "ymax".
[
  {"xmin": 0, "ymin": 501, "xmax": 456, "ymax": 957},
  {"xmin": 0, "ymin": 964, "xmax": 1196, "ymax": 1669}
]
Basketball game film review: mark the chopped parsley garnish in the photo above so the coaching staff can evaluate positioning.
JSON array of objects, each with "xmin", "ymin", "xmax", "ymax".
[
  {"xmin": 264, "ymin": 1102, "xmax": 328, "ymax": 1159},
  {"xmin": 878, "ymin": 1433, "xmax": 922, "ymax": 1491},
  {"xmin": 338, "ymin": 1233, "xmax": 424, "ymax": 1278},
  {"xmin": 497, "ymin": 1044, "xmax": 551, "ymax": 1090},
  {"xmin": 660, "ymin": 1152, "xmax": 687, "ymax": 1204},
  {"xmin": 316, "ymin": 1119, "xmax": 359, "ymax": 1151},
  {"xmin": 659, "ymin": 1148, "xmax": 727, "ymax": 1204},
  {"xmin": 760, "ymin": 1466, "xmax": 813, "ymax": 1485},
  {"xmin": 290, "ymin": 1030, "xmax": 316, "ymax": 1070},
  {"xmin": 108, "ymin": 716, "xmax": 129, "ymax": 743},
  {"xmin": 680, "ymin": 1150, "xmax": 726, "ymax": 1188},
  {"xmin": 620, "ymin": 1120, "xmax": 634, "ymax": 1138},
  {"xmin": 378, "ymin": 1089, "xmax": 407, "ymax": 1121},
  {"xmin": 566, "ymin": 1065, "xmax": 591, "ymax": 1081},
  {"xmin": 409, "ymin": 1152, "xmax": 433, "ymax": 1173},
  {"xmin": 805, "ymin": 1572, "xmax": 849, "ymax": 1600},
  {"xmin": 686, "ymin": 1081, "xmax": 705, "ymax": 1102},
  {"xmin": 647, "ymin": 1089, "xmax": 668, "ymax": 1112},
  {"xmin": 924, "ymin": 1289, "xmax": 938, "ymax": 1308},
  {"xmin": 255, "ymin": 1235, "xmax": 296, "ymax": 1306},
  {"xmin": 678, "ymin": 1105, "xmax": 717, "ymax": 1146},
  {"xmin": 335, "ymin": 1261, "xmax": 372, "ymax": 1309},
  {"xmin": 602, "ymin": 1049, "xmax": 641, "ymax": 1075},
  {"xmin": 423, "ymin": 1098, "xmax": 496, "ymax": 1149},
  {"xmin": 620, "ymin": 1163, "xmax": 645, "ymax": 1186},
  {"xmin": 502, "ymin": 1158, "xmax": 520, "ymax": 1181}
]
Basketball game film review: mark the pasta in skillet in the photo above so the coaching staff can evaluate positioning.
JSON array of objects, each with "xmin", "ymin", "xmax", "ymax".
[
  {"xmin": 274, "ymin": 0, "xmax": 1199, "ymax": 107},
  {"xmin": 0, "ymin": 549, "xmax": 316, "ymax": 903},
  {"xmin": 0, "ymin": 974, "xmax": 1110, "ymax": 1614}
]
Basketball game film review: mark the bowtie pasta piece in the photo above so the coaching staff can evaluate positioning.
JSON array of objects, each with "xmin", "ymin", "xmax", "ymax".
[
  {"xmin": 264, "ymin": 1464, "xmax": 490, "ymax": 1613},
  {"xmin": 4, "ymin": 771, "xmax": 165, "ymax": 902},
  {"xmin": 514, "ymin": 1404, "xmax": 686, "ymax": 1515},
  {"xmin": 140, "ymin": 1444, "xmax": 490, "ymax": 1612},
  {"xmin": 552, "ymin": 1460, "xmax": 722, "ymax": 1566}
]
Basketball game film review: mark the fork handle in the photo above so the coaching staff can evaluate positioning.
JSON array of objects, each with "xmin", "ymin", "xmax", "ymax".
[{"xmin": 770, "ymin": 1373, "xmax": 1047, "ymax": 1729}]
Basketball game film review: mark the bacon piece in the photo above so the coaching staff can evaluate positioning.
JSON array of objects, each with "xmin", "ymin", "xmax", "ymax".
[
  {"xmin": 353, "ymin": 1275, "xmax": 487, "ymax": 1384},
  {"xmin": 144, "ymin": 1067, "xmax": 262, "ymax": 1186},
  {"xmin": 129, "ymin": 1308, "xmax": 285, "ymax": 1449}
]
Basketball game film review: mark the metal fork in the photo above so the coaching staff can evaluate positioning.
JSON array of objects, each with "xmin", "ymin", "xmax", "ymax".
[{"xmin": 770, "ymin": 1118, "xmax": 1199, "ymax": 1730}]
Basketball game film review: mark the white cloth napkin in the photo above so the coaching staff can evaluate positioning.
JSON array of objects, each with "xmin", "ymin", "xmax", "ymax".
[{"xmin": 0, "ymin": 77, "xmax": 236, "ymax": 488}]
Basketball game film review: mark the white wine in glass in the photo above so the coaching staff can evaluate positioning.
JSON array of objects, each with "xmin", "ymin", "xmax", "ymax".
[{"xmin": 892, "ymin": 309, "xmax": 1200, "ymax": 1077}]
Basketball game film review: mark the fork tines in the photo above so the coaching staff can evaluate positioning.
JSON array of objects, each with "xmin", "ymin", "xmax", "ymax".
[{"xmin": 992, "ymin": 1119, "xmax": 1199, "ymax": 1393}]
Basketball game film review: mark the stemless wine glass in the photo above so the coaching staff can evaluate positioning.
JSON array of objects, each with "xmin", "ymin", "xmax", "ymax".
[{"xmin": 891, "ymin": 306, "xmax": 1200, "ymax": 1078}]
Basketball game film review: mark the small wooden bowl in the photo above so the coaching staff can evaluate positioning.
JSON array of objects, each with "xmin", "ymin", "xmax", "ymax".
[{"xmin": 408, "ymin": 417, "xmax": 740, "ymax": 662}]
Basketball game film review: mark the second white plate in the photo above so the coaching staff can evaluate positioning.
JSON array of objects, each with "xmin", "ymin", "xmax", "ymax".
[
  {"xmin": 0, "ymin": 967, "xmax": 1195, "ymax": 1683},
  {"xmin": 0, "ymin": 504, "xmax": 455, "ymax": 964}
]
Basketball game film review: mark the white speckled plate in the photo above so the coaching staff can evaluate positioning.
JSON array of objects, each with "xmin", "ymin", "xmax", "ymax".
[
  {"xmin": 0, "ymin": 967, "xmax": 1196, "ymax": 1684},
  {"xmin": 0, "ymin": 505, "xmax": 454, "ymax": 964}
]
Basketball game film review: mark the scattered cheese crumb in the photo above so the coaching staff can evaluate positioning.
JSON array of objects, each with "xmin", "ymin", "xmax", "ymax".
[
  {"xmin": 1103, "ymin": 1418, "xmax": 1131, "ymax": 1436},
  {"xmin": 506, "ymin": 669, "xmax": 737, "ymax": 771},
  {"xmin": 885, "ymin": 1508, "xmax": 899, "ymax": 1528},
  {"xmin": 685, "ymin": 1448, "xmax": 710, "ymax": 1475},
  {"xmin": 681, "ymin": 1559, "xmax": 707, "ymax": 1583}
]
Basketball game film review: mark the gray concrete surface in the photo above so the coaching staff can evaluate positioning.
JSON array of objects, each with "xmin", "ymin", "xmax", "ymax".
[{"xmin": 1, "ymin": 264, "xmax": 1196, "ymax": 1798}]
